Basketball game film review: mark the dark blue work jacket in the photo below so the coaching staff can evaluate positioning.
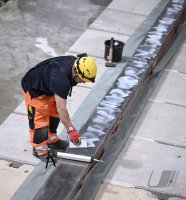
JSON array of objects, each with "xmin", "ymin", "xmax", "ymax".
[{"xmin": 21, "ymin": 56, "xmax": 77, "ymax": 99}]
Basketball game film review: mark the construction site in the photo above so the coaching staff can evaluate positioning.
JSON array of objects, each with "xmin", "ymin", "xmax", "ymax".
[{"xmin": 0, "ymin": 0, "xmax": 186, "ymax": 199}]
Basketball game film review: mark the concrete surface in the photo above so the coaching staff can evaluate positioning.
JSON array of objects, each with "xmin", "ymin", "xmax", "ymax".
[
  {"xmin": 107, "ymin": 0, "xmax": 161, "ymax": 16},
  {"xmin": 69, "ymin": 29, "xmax": 129, "ymax": 58},
  {"xmin": 130, "ymin": 41, "xmax": 186, "ymax": 149},
  {"xmin": 0, "ymin": 0, "xmax": 112, "ymax": 124},
  {"xmin": 0, "ymin": 112, "xmax": 66, "ymax": 165},
  {"xmin": 166, "ymin": 44, "xmax": 186, "ymax": 74},
  {"xmin": 0, "ymin": 113, "xmax": 38, "ymax": 165},
  {"xmin": 150, "ymin": 70, "xmax": 186, "ymax": 107},
  {"xmin": 0, "ymin": 160, "xmax": 33, "ymax": 200},
  {"xmin": 1, "ymin": 0, "xmax": 186, "ymax": 199},
  {"xmin": 131, "ymin": 100, "xmax": 186, "ymax": 148},
  {"xmin": 90, "ymin": 9, "xmax": 146, "ymax": 35},
  {"xmin": 105, "ymin": 138, "xmax": 186, "ymax": 195},
  {"xmin": 98, "ymin": 17, "xmax": 186, "ymax": 200},
  {"xmin": 94, "ymin": 183, "xmax": 159, "ymax": 200}
]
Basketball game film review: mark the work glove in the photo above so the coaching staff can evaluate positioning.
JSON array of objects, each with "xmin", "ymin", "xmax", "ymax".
[{"xmin": 68, "ymin": 127, "xmax": 81, "ymax": 146}]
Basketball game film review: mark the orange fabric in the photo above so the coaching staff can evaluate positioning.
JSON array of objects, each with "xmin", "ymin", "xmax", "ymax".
[{"xmin": 23, "ymin": 91, "xmax": 60, "ymax": 150}]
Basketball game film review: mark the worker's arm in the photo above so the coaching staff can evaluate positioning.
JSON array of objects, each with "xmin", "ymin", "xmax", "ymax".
[
  {"xmin": 55, "ymin": 94, "xmax": 73, "ymax": 129},
  {"xmin": 55, "ymin": 94, "xmax": 81, "ymax": 145}
]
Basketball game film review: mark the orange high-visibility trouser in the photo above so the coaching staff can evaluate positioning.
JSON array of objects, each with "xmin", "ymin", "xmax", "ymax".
[{"xmin": 23, "ymin": 91, "xmax": 60, "ymax": 155}]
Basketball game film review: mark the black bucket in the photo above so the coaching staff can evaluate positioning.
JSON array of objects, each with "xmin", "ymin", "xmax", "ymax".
[{"xmin": 104, "ymin": 39, "xmax": 125, "ymax": 62}]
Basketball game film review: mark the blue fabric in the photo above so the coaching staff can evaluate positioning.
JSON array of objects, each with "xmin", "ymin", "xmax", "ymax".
[{"xmin": 21, "ymin": 56, "xmax": 77, "ymax": 99}]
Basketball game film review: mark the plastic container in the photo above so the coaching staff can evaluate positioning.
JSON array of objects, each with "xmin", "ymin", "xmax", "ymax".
[{"xmin": 104, "ymin": 39, "xmax": 125, "ymax": 62}]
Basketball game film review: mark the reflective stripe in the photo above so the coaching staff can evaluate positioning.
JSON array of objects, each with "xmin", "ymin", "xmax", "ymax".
[
  {"xmin": 47, "ymin": 135, "xmax": 58, "ymax": 143},
  {"xmin": 35, "ymin": 144, "xmax": 48, "ymax": 151}
]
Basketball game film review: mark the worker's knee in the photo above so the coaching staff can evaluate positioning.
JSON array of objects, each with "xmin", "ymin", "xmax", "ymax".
[
  {"xmin": 49, "ymin": 116, "xmax": 60, "ymax": 133},
  {"xmin": 34, "ymin": 126, "xmax": 48, "ymax": 144}
]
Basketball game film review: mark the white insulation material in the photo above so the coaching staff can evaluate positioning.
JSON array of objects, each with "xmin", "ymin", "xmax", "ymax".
[{"xmin": 81, "ymin": 0, "xmax": 185, "ymax": 147}]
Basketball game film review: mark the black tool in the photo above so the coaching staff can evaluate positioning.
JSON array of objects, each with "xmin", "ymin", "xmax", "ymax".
[
  {"xmin": 45, "ymin": 149, "xmax": 56, "ymax": 169},
  {"xmin": 105, "ymin": 37, "xmax": 116, "ymax": 67}
]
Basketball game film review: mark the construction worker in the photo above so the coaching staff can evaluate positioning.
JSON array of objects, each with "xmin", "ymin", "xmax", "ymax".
[{"xmin": 21, "ymin": 53, "xmax": 97, "ymax": 160}]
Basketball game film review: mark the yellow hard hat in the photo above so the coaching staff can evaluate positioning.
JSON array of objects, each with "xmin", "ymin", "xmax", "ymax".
[{"xmin": 74, "ymin": 54, "xmax": 97, "ymax": 82}]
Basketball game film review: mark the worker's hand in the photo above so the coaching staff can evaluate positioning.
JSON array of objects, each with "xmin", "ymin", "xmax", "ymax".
[{"xmin": 68, "ymin": 127, "xmax": 81, "ymax": 146}]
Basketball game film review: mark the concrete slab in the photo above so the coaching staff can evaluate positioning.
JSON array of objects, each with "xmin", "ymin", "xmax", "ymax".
[
  {"xmin": 105, "ymin": 138, "xmax": 186, "ymax": 198},
  {"xmin": 94, "ymin": 183, "xmax": 158, "ymax": 200},
  {"xmin": 0, "ymin": 160, "xmax": 34, "ymax": 200},
  {"xmin": 167, "ymin": 45, "xmax": 186, "ymax": 74},
  {"xmin": 107, "ymin": 0, "xmax": 161, "ymax": 16},
  {"xmin": 0, "ymin": 113, "xmax": 65, "ymax": 165},
  {"xmin": 131, "ymin": 101, "xmax": 186, "ymax": 148},
  {"xmin": 90, "ymin": 9, "xmax": 146, "ymax": 36},
  {"xmin": 151, "ymin": 71, "xmax": 186, "ymax": 107},
  {"xmin": 0, "ymin": 113, "xmax": 39, "ymax": 165},
  {"xmin": 68, "ymin": 29, "xmax": 128, "ymax": 58},
  {"xmin": 14, "ymin": 101, "xmax": 27, "ymax": 115},
  {"xmin": 66, "ymin": 86, "xmax": 91, "ymax": 117}
]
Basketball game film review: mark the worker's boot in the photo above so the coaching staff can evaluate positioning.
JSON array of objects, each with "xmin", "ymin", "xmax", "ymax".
[{"xmin": 48, "ymin": 139, "xmax": 69, "ymax": 151}]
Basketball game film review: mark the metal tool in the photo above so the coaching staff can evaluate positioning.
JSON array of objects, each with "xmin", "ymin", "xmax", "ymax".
[
  {"xmin": 56, "ymin": 152, "xmax": 103, "ymax": 163},
  {"xmin": 105, "ymin": 37, "xmax": 116, "ymax": 67},
  {"xmin": 45, "ymin": 150, "xmax": 56, "ymax": 169},
  {"xmin": 45, "ymin": 149, "xmax": 103, "ymax": 169}
]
